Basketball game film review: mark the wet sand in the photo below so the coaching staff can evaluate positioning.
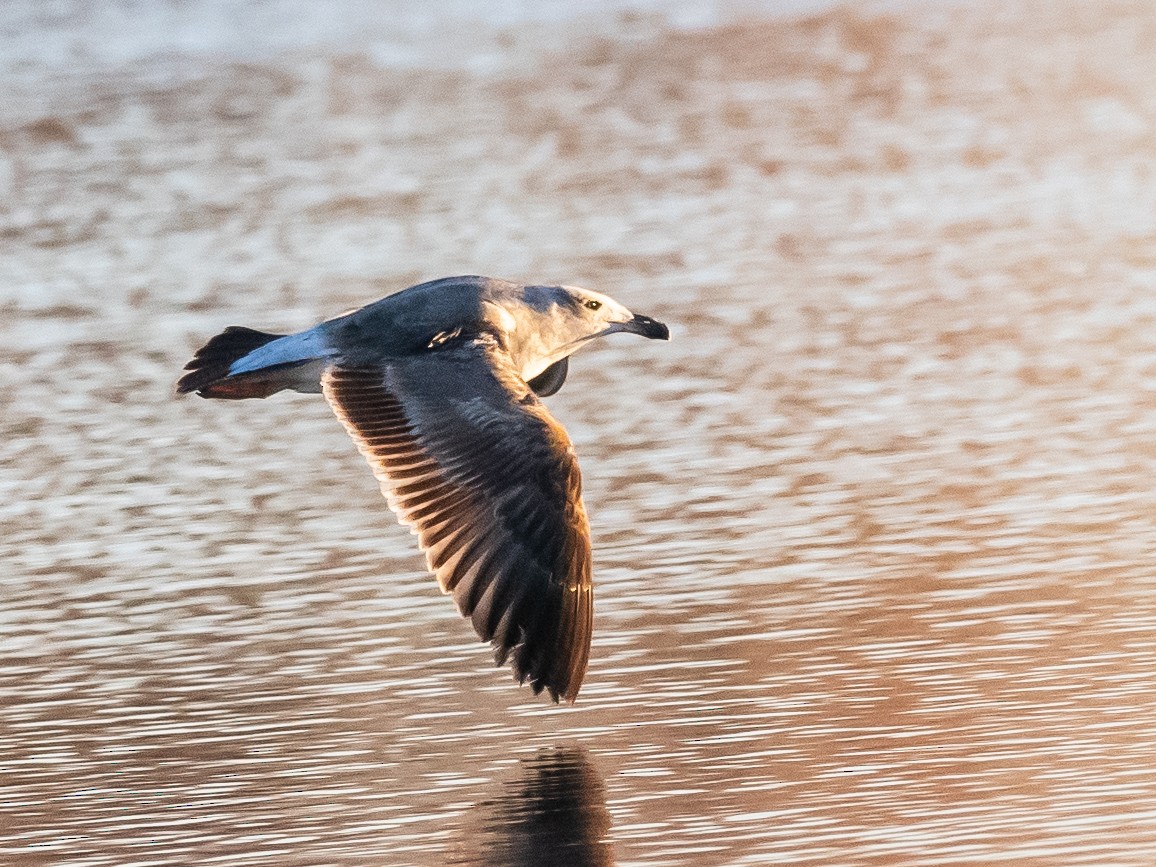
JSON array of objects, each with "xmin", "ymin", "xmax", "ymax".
[{"xmin": 3, "ymin": 1, "xmax": 1156, "ymax": 864}]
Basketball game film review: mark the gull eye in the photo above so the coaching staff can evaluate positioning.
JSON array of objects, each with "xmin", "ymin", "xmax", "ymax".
[{"xmin": 583, "ymin": 299, "xmax": 602, "ymax": 311}]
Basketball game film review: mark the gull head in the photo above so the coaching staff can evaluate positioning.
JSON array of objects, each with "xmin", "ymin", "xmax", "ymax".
[{"xmin": 494, "ymin": 283, "xmax": 670, "ymax": 382}]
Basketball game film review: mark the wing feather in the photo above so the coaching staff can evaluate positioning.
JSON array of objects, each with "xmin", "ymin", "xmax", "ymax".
[{"xmin": 321, "ymin": 340, "xmax": 593, "ymax": 702}]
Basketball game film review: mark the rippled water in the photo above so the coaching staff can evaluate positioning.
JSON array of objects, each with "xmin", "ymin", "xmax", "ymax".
[{"xmin": 4, "ymin": 1, "xmax": 1156, "ymax": 864}]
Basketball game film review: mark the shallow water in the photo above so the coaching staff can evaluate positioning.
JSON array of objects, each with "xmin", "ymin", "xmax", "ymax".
[{"xmin": 4, "ymin": 2, "xmax": 1156, "ymax": 864}]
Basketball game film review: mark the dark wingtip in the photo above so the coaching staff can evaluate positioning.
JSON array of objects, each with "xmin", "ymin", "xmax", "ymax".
[{"xmin": 503, "ymin": 580, "xmax": 589, "ymax": 705}]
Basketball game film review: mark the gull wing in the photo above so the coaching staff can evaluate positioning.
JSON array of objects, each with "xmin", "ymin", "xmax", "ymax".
[
  {"xmin": 321, "ymin": 337, "xmax": 593, "ymax": 702},
  {"xmin": 526, "ymin": 356, "xmax": 569, "ymax": 397}
]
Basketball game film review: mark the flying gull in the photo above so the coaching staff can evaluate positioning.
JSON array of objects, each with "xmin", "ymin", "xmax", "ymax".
[{"xmin": 177, "ymin": 275, "xmax": 669, "ymax": 702}]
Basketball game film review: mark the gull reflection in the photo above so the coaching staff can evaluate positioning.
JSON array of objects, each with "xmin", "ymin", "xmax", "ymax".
[{"xmin": 452, "ymin": 747, "xmax": 613, "ymax": 866}]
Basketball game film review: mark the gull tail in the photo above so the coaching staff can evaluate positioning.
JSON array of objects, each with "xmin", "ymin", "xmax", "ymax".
[{"xmin": 176, "ymin": 325, "xmax": 331, "ymax": 399}]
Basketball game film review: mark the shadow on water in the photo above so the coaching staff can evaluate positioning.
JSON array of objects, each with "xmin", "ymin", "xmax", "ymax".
[{"xmin": 450, "ymin": 748, "xmax": 613, "ymax": 867}]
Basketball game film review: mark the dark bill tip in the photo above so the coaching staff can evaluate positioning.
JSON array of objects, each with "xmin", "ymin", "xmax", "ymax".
[{"xmin": 627, "ymin": 313, "xmax": 670, "ymax": 340}]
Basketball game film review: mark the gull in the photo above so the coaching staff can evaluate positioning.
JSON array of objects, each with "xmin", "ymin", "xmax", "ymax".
[{"xmin": 177, "ymin": 275, "xmax": 669, "ymax": 702}]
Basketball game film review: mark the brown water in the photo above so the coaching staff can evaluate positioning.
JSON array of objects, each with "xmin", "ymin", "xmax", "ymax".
[{"xmin": 4, "ymin": 2, "xmax": 1156, "ymax": 864}]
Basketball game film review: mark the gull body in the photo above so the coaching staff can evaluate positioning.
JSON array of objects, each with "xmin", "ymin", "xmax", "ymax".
[{"xmin": 177, "ymin": 275, "xmax": 669, "ymax": 702}]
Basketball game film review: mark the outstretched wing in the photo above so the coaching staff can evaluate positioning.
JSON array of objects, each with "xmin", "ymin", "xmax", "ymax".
[{"xmin": 321, "ymin": 337, "xmax": 592, "ymax": 702}]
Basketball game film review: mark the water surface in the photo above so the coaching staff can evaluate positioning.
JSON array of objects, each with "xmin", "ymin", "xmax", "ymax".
[{"xmin": 3, "ymin": 1, "xmax": 1156, "ymax": 864}]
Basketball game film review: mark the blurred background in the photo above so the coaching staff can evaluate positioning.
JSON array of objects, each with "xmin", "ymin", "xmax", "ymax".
[{"xmin": 3, "ymin": 0, "xmax": 1156, "ymax": 864}]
